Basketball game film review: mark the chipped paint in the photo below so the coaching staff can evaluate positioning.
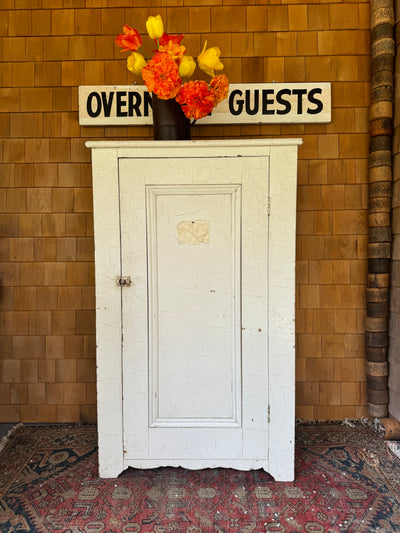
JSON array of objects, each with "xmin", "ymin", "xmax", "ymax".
[{"xmin": 177, "ymin": 220, "xmax": 210, "ymax": 245}]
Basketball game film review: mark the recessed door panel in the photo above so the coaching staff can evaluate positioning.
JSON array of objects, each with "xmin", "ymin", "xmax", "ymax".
[{"xmin": 146, "ymin": 185, "xmax": 241, "ymax": 426}]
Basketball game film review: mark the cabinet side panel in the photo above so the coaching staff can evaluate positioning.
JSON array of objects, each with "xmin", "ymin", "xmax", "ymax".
[
  {"xmin": 268, "ymin": 145, "xmax": 298, "ymax": 481},
  {"xmin": 91, "ymin": 148, "xmax": 124, "ymax": 477}
]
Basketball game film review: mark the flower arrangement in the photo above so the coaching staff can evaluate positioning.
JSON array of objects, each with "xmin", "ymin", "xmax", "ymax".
[{"xmin": 116, "ymin": 15, "xmax": 229, "ymax": 121}]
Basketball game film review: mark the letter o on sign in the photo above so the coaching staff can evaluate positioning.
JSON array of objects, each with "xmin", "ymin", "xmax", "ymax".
[{"xmin": 87, "ymin": 92, "xmax": 102, "ymax": 118}]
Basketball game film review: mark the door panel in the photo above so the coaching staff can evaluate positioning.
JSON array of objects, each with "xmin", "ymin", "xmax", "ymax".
[{"xmin": 119, "ymin": 155, "xmax": 269, "ymax": 465}]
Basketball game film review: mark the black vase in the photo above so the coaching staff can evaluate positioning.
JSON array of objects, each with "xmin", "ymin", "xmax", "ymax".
[{"xmin": 152, "ymin": 94, "xmax": 191, "ymax": 140}]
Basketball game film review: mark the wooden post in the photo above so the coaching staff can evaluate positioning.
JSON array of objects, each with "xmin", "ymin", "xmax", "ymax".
[{"xmin": 367, "ymin": 0, "xmax": 394, "ymax": 418}]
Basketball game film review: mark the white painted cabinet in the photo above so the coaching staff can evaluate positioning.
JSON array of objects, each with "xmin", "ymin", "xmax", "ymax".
[{"xmin": 87, "ymin": 140, "xmax": 301, "ymax": 481}]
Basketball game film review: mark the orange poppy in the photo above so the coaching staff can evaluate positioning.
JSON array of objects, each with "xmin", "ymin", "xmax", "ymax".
[
  {"xmin": 159, "ymin": 33, "xmax": 184, "ymax": 46},
  {"xmin": 116, "ymin": 25, "xmax": 143, "ymax": 52},
  {"xmin": 158, "ymin": 40, "xmax": 186, "ymax": 60},
  {"xmin": 142, "ymin": 52, "xmax": 182, "ymax": 100},
  {"xmin": 210, "ymin": 74, "xmax": 229, "ymax": 104},
  {"xmin": 176, "ymin": 81, "xmax": 215, "ymax": 120}
]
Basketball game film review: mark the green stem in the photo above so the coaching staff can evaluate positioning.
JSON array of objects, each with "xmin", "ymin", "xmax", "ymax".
[{"xmin": 139, "ymin": 46, "xmax": 150, "ymax": 62}]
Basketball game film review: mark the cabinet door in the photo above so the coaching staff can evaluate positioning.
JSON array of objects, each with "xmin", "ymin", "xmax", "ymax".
[{"xmin": 119, "ymin": 154, "xmax": 270, "ymax": 470}]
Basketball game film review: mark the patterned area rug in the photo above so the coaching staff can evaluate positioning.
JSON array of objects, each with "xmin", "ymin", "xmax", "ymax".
[{"xmin": 0, "ymin": 423, "xmax": 399, "ymax": 532}]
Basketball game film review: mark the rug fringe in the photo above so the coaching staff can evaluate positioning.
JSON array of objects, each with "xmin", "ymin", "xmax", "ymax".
[
  {"xmin": 296, "ymin": 417, "xmax": 385, "ymax": 434},
  {"xmin": 359, "ymin": 416, "xmax": 385, "ymax": 434},
  {"xmin": 386, "ymin": 440, "xmax": 400, "ymax": 459},
  {"xmin": 0, "ymin": 423, "xmax": 22, "ymax": 455},
  {"xmin": 342, "ymin": 418, "xmax": 356, "ymax": 427}
]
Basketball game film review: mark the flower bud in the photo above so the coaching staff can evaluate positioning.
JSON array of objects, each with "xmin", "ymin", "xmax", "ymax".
[
  {"xmin": 179, "ymin": 55, "xmax": 196, "ymax": 78},
  {"xmin": 197, "ymin": 41, "xmax": 224, "ymax": 77},
  {"xmin": 127, "ymin": 52, "xmax": 146, "ymax": 76},
  {"xmin": 146, "ymin": 15, "xmax": 164, "ymax": 40}
]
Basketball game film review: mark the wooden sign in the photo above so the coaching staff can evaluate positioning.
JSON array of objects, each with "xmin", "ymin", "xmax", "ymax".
[{"xmin": 79, "ymin": 83, "xmax": 331, "ymax": 126}]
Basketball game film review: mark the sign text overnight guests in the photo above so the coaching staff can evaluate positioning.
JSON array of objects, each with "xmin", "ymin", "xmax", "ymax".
[{"xmin": 79, "ymin": 83, "xmax": 331, "ymax": 126}]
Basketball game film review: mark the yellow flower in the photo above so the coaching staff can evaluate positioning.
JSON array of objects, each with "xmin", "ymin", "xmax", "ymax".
[
  {"xmin": 146, "ymin": 15, "xmax": 164, "ymax": 40},
  {"xmin": 197, "ymin": 41, "xmax": 223, "ymax": 77},
  {"xmin": 127, "ymin": 51, "xmax": 146, "ymax": 76},
  {"xmin": 179, "ymin": 55, "xmax": 196, "ymax": 78}
]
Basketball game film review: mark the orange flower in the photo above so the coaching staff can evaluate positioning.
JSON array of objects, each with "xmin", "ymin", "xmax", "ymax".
[
  {"xmin": 210, "ymin": 74, "xmax": 229, "ymax": 104},
  {"xmin": 159, "ymin": 40, "xmax": 186, "ymax": 59},
  {"xmin": 176, "ymin": 80, "xmax": 215, "ymax": 120},
  {"xmin": 142, "ymin": 52, "xmax": 182, "ymax": 100},
  {"xmin": 159, "ymin": 33, "xmax": 184, "ymax": 46},
  {"xmin": 116, "ymin": 25, "xmax": 143, "ymax": 52}
]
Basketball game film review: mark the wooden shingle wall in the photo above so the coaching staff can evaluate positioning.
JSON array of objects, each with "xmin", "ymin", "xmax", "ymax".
[{"xmin": 0, "ymin": 0, "xmax": 370, "ymax": 423}]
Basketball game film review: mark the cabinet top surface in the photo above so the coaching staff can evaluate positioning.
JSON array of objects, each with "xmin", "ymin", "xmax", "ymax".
[{"xmin": 86, "ymin": 139, "xmax": 303, "ymax": 150}]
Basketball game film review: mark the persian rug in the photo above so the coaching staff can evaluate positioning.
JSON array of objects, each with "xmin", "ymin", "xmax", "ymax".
[{"xmin": 0, "ymin": 423, "xmax": 400, "ymax": 533}]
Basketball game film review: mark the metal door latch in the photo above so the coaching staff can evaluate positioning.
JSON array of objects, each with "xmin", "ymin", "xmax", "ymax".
[{"xmin": 117, "ymin": 276, "xmax": 132, "ymax": 287}]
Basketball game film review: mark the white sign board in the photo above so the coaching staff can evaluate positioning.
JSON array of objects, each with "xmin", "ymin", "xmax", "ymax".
[{"xmin": 79, "ymin": 83, "xmax": 331, "ymax": 126}]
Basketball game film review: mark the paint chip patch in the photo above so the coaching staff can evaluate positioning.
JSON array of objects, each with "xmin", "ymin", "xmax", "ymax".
[{"xmin": 177, "ymin": 220, "xmax": 210, "ymax": 245}]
